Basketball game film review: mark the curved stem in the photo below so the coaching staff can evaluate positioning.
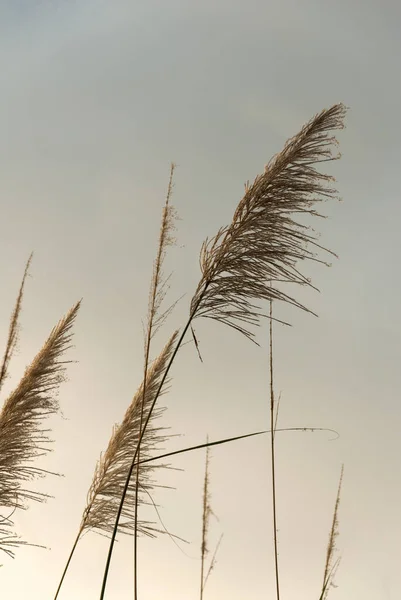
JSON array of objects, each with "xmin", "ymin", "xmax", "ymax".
[
  {"xmin": 54, "ymin": 431, "xmax": 262, "ymax": 599},
  {"xmin": 54, "ymin": 529, "xmax": 82, "ymax": 600},
  {"xmin": 99, "ymin": 308, "xmax": 197, "ymax": 600},
  {"xmin": 134, "ymin": 426, "xmax": 337, "ymax": 468},
  {"xmin": 54, "ymin": 424, "xmax": 336, "ymax": 598}
]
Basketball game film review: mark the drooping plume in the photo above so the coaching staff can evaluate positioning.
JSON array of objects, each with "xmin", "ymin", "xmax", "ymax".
[{"xmin": 190, "ymin": 104, "xmax": 347, "ymax": 341}]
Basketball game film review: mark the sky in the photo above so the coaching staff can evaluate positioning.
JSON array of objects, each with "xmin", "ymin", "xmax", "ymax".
[{"xmin": 0, "ymin": 0, "xmax": 400, "ymax": 599}]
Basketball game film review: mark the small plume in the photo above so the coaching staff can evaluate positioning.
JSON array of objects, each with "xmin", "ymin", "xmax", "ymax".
[
  {"xmin": 200, "ymin": 439, "xmax": 223, "ymax": 599},
  {"xmin": 321, "ymin": 465, "xmax": 344, "ymax": 599},
  {"xmin": 0, "ymin": 253, "xmax": 33, "ymax": 393},
  {"xmin": 146, "ymin": 163, "xmax": 179, "ymax": 344}
]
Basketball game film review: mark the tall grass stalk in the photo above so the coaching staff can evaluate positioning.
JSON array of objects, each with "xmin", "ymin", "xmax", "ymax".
[
  {"xmin": 134, "ymin": 163, "xmax": 177, "ymax": 600},
  {"xmin": 269, "ymin": 299, "xmax": 280, "ymax": 600},
  {"xmin": 99, "ymin": 103, "xmax": 347, "ymax": 599}
]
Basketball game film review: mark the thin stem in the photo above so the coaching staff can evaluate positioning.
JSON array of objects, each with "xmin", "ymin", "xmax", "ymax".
[
  {"xmin": 99, "ymin": 252, "xmax": 216, "ymax": 599},
  {"xmin": 58, "ymin": 425, "xmax": 337, "ymax": 597},
  {"xmin": 54, "ymin": 427, "xmax": 336, "ymax": 597},
  {"xmin": 99, "ymin": 301, "xmax": 201, "ymax": 600},
  {"xmin": 134, "ymin": 163, "xmax": 175, "ymax": 600},
  {"xmin": 203, "ymin": 533, "xmax": 223, "ymax": 590},
  {"xmin": 54, "ymin": 529, "xmax": 82, "ymax": 600},
  {"xmin": 55, "ymin": 429, "xmax": 263, "ymax": 599},
  {"xmin": 269, "ymin": 299, "xmax": 280, "ymax": 600},
  {"xmin": 133, "ymin": 426, "xmax": 338, "ymax": 467},
  {"xmin": 140, "ymin": 431, "xmax": 267, "ymax": 467},
  {"xmin": 134, "ymin": 351, "xmax": 154, "ymax": 600}
]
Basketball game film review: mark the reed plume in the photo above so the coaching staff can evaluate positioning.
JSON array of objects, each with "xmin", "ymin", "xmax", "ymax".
[
  {"xmin": 0, "ymin": 292, "xmax": 81, "ymax": 556},
  {"xmin": 200, "ymin": 438, "xmax": 211, "ymax": 600},
  {"xmin": 0, "ymin": 253, "xmax": 33, "ymax": 394},
  {"xmin": 200, "ymin": 438, "xmax": 222, "ymax": 600},
  {"xmin": 190, "ymin": 103, "xmax": 347, "ymax": 341},
  {"xmin": 320, "ymin": 465, "xmax": 344, "ymax": 599},
  {"xmin": 81, "ymin": 331, "xmax": 178, "ymax": 538},
  {"xmin": 143, "ymin": 163, "xmax": 178, "ymax": 344}
]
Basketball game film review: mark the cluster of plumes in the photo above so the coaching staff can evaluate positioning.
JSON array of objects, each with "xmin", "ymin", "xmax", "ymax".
[
  {"xmin": 80, "ymin": 331, "xmax": 178, "ymax": 539},
  {"xmin": 0, "ymin": 255, "xmax": 81, "ymax": 556},
  {"xmin": 190, "ymin": 103, "xmax": 347, "ymax": 341}
]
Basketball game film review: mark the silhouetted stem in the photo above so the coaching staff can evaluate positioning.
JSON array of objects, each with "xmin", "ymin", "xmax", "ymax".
[
  {"xmin": 54, "ymin": 528, "xmax": 82, "ymax": 600},
  {"xmin": 99, "ymin": 305, "xmax": 199, "ymax": 599},
  {"xmin": 269, "ymin": 300, "xmax": 280, "ymax": 600}
]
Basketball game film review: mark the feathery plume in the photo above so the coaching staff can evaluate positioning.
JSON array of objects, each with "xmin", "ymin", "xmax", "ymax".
[
  {"xmin": 146, "ymin": 163, "xmax": 178, "ymax": 344},
  {"xmin": 320, "ymin": 465, "xmax": 344, "ymax": 599},
  {"xmin": 81, "ymin": 331, "xmax": 178, "ymax": 538},
  {"xmin": 54, "ymin": 332, "xmax": 178, "ymax": 600},
  {"xmin": 0, "ymin": 301, "xmax": 81, "ymax": 509},
  {"xmin": 0, "ymin": 253, "xmax": 33, "ymax": 393},
  {"xmin": 190, "ymin": 104, "xmax": 347, "ymax": 341},
  {"xmin": 0, "ymin": 300, "xmax": 81, "ymax": 555},
  {"xmin": 200, "ymin": 438, "xmax": 222, "ymax": 600}
]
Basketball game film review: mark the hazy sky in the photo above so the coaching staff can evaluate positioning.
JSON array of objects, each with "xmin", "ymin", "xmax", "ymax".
[{"xmin": 0, "ymin": 1, "xmax": 400, "ymax": 599}]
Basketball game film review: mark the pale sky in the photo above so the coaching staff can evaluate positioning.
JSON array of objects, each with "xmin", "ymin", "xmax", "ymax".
[{"xmin": 0, "ymin": 1, "xmax": 400, "ymax": 599}]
